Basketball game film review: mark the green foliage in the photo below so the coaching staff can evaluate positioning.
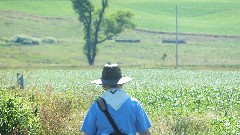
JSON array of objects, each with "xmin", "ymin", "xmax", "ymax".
[
  {"xmin": 0, "ymin": 89, "xmax": 41, "ymax": 134},
  {"xmin": 0, "ymin": 37, "xmax": 8, "ymax": 45},
  {"xmin": 211, "ymin": 114, "xmax": 240, "ymax": 134},
  {"xmin": 71, "ymin": 0, "xmax": 93, "ymax": 25},
  {"xmin": 0, "ymin": 69, "xmax": 239, "ymax": 134},
  {"xmin": 10, "ymin": 35, "xmax": 41, "ymax": 45},
  {"xmin": 72, "ymin": 0, "xmax": 135, "ymax": 65},
  {"xmin": 9, "ymin": 35, "xmax": 57, "ymax": 45},
  {"xmin": 103, "ymin": 11, "xmax": 135, "ymax": 36},
  {"xmin": 42, "ymin": 37, "xmax": 57, "ymax": 44},
  {"xmin": 39, "ymin": 90, "xmax": 75, "ymax": 134}
]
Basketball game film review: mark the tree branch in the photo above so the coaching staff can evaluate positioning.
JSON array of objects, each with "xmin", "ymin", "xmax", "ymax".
[
  {"xmin": 71, "ymin": 0, "xmax": 89, "ymax": 25},
  {"xmin": 94, "ymin": 0, "xmax": 108, "ymax": 44},
  {"xmin": 97, "ymin": 33, "xmax": 118, "ymax": 44}
]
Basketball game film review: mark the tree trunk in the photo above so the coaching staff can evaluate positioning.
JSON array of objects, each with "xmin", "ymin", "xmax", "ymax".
[
  {"xmin": 87, "ymin": 52, "xmax": 95, "ymax": 65},
  {"xmin": 88, "ymin": 58, "xmax": 94, "ymax": 65},
  {"xmin": 85, "ymin": 42, "xmax": 96, "ymax": 65}
]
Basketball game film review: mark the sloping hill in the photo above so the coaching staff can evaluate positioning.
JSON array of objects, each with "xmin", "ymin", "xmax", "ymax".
[
  {"xmin": 0, "ymin": 0, "xmax": 239, "ymax": 69},
  {"xmin": 1, "ymin": 0, "xmax": 240, "ymax": 36}
]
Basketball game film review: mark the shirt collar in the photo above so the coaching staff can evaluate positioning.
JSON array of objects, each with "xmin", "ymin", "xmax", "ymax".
[{"xmin": 102, "ymin": 88, "xmax": 129, "ymax": 111}]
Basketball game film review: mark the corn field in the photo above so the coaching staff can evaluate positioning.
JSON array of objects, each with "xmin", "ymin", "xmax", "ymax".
[{"xmin": 0, "ymin": 68, "xmax": 239, "ymax": 134}]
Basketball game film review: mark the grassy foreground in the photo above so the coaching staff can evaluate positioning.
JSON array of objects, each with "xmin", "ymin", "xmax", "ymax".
[{"xmin": 1, "ymin": 68, "xmax": 239, "ymax": 134}]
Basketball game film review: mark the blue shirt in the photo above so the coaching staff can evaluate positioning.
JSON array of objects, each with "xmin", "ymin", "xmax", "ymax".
[{"xmin": 81, "ymin": 97, "xmax": 151, "ymax": 135}]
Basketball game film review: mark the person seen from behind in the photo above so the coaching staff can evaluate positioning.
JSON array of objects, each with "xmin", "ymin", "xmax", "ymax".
[{"xmin": 81, "ymin": 63, "xmax": 152, "ymax": 135}]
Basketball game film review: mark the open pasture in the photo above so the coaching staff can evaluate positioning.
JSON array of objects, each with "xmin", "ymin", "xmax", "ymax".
[
  {"xmin": 0, "ymin": 0, "xmax": 240, "ymax": 68},
  {"xmin": 1, "ymin": 68, "xmax": 239, "ymax": 134},
  {"xmin": 110, "ymin": 0, "xmax": 240, "ymax": 36},
  {"xmin": 0, "ymin": 0, "xmax": 240, "ymax": 36}
]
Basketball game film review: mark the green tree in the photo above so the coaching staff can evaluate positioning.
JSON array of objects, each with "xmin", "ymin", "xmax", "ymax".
[{"xmin": 71, "ymin": 0, "xmax": 135, "ymax": 65}]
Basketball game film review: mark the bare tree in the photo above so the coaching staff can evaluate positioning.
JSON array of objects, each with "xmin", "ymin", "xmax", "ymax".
[{"xmin": 71, "ymin": 0, "xmax": 135, "ymax": 65}]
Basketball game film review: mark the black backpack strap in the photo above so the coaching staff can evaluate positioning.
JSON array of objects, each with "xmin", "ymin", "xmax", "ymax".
[{"xmin": 97, "ymin": 97, "xmax": 122, "ymax": 134}]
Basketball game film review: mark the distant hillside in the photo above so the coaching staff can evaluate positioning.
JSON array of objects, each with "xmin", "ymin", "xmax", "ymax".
[
  {"xmin": 0, "ymin": 0, "xmax": 240, "ymax": 36},
  {"xmin": 0, "ymin": 0, "xmax": 239, "ymax": 69}
]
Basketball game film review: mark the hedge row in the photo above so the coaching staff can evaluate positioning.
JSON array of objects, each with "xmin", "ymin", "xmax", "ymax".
[{"xmin": 10, "ymin": 35, "xmax": 57, "ymax": 45}]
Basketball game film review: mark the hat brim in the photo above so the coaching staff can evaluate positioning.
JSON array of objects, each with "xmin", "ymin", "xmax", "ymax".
[{"xmin": 91, "ymin": 77, "xmax": 133, "ymax": 85}]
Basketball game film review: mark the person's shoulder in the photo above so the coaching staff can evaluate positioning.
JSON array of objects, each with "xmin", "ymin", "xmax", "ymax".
[
  {"xmin": 129, "ymin": 97, "xmax": 139, "ymax": 102},
  {"xmin": 88, "ymin": 99, "xmax": 99, "ymax": 110}
]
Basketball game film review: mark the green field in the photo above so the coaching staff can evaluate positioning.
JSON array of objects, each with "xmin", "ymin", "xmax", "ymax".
[
  {"xmin": 1, "ymin": 69, "xmax": 239, "ymax": 134},
  {"xmin": 0, "ymin": 0, "xmax": 240, "ymax": 69},
  {"xmin": 1, "ymin": 0, "xmax": 240, "ymax": 35},
  {"xmin": 110, "ymin": 0, "xmax": 240, "ymax": 35}
]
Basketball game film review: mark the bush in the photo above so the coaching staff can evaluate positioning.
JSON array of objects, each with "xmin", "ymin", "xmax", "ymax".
[
  {"xmin": 0, "ymin": 37, "xmax": 8, "ymax": 45},
  {"xmin": 42, "ymin": 37, "xmax": 57, "ymax": 44},
  {"xmin": 38, "ymin": 88, "xmax": 78, "ymax": 134},
  {"xmin": 0, "ymin": 90, "xmax": 41, "ymax": 134},
  {"xmin": 10, "ymin": 35, "xmax": 40, "ymax": 45}
]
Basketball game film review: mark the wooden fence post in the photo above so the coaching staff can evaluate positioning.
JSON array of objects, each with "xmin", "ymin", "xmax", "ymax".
[{"xmin": 17, "ymin": 73, "xmax": 24, "ymax": 89}]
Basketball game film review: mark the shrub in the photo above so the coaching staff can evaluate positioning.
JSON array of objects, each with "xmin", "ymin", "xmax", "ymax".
[
  {"xmin": 39, "ymin": 89, "xmax": 75, "ymax": 134},
  {"xmin": 10, "ymin": 35, "xmax": 40, "ymax": 45},
  {"xmin": 0, "ymin": 89, "xmax": 41, "ymax": 134},
  {"xmin": 41, "ymin": 37, "xmax": 57, "ymax": 44},
  {"xmin": 0, "ymin": 37, "xmax": 8, "ymax": 45}
]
